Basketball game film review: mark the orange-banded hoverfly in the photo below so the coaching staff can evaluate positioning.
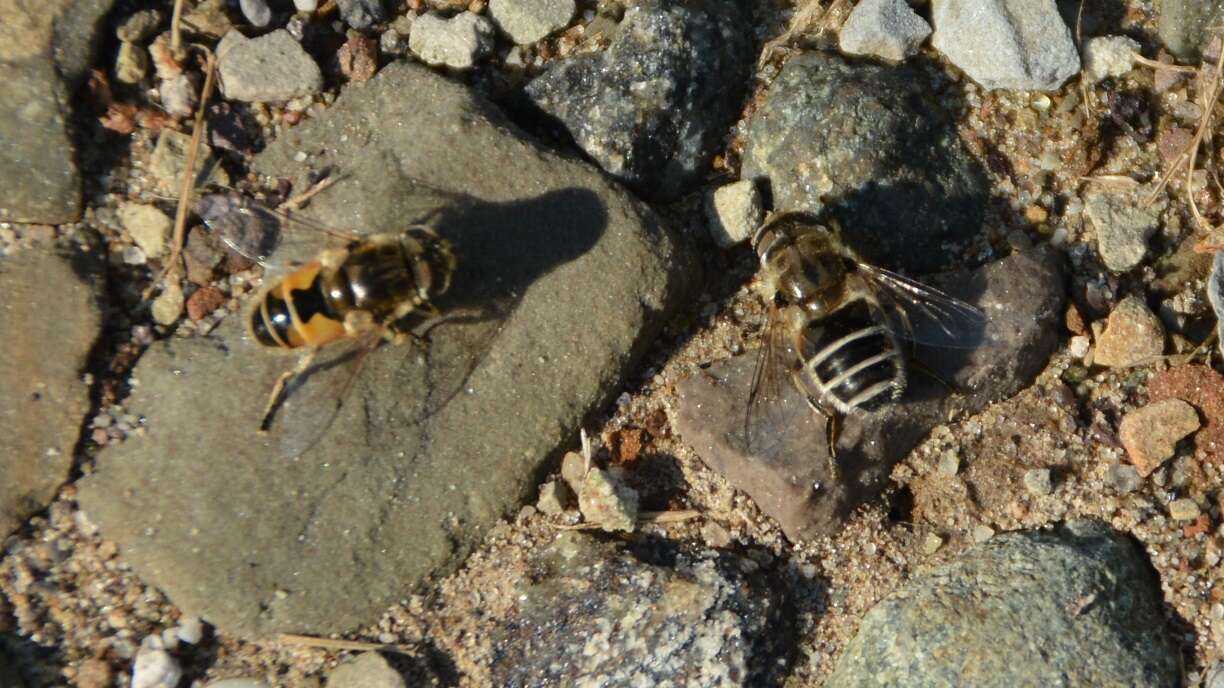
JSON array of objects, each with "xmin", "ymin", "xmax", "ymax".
[
  {"xmin": 196, "ymin": 185, "xmax": 457, "ymax": 440},
  {"xmin": 745, "ymin": 211, "xmax": 990, "ymax": 469}
]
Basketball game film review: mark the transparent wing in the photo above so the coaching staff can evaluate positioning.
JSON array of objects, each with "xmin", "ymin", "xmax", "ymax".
[
  {"xmin": 743, "ymin": 302, "xmax": 810, "ymax": 455},
  {"xmin": 259, "ymin": 331, "xmax": 382, "ymax": 460},
  {"xmin": 856, "ymin": 264, "xmax": 990, "ymax": 349},
  {"xmin": 195, "ymin": 192, "xmax": 359, "ymax": 267}
]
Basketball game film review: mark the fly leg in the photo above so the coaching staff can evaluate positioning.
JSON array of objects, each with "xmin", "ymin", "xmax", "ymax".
[
  {"xmin": 259, "ymin": 347, "xmax": 319, "ymax": 432},
  {"xmin": 802, "ymin": 393, "xmax": 842, "ymax": 481}
]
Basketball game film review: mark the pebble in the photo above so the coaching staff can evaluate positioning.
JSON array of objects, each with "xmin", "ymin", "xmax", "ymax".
[
  {"xmin": 1082, "ymin": 35, "xmax": 1141, "ymax": 82},
  {"xmin": 1119, "ymin": 399, "xmax": 1201, "ymax": 477},
  {"xmin": 1209, "ymin": 252, "xmax": 1224, "ymax": 357},
  {"xmin": 239, "ymin": 0, "xmax": 272, "ymax": 28},
  {"xmin": 559, "ymin": 450, "xmax": 588, "ymax": 492},
  {"xmin": 408, "ymin": 12, "xmax": 495, "ymax": 70},
  {"xmin": 159, "ymin": 73, "xmax": 198, "ymax": 117},
  {"xmin": 293, "ymin": 0, "xmax": 317, "ymax": 12},
  {"xmin": 701, "ymin": 521, "xmax": 732, "ymax": 548},
  {"xmin": 838, "ymin": 0, "xmax": 931, "ymax": 62},
  {"xmin": 337, "ymin": 0, "xmax": 386, "ymax": 30},
  {"xmin": 971, "ymin": 524, "xmax": 995, "ymax": 543},
  {"xmin": 186, "ymin": 286, "xmax": 227, "ymax": 321},
  {"xmin": 148, "ymin": 129, "xmax": 225, "ymax": 196},
  {"xmin": 704, "ymin": 180, "xmax": 763, "ymax": 248},
  {"xmin": 182, "ymin": 0, "xmax": 233, "ymax": 38},
  {"xmin": 535, "ymin": 479, "xmax": 569, "ymax": 515},
  {"xmin": 117, "ymin": 9, "xmax": 164, "ymax": 42},
  {"xmin": 1022, "ymin": 468, "xmax": 1052, "ymax": 496},
  {"xmin": 338, "ymin": 32, "xmax": 378, "ymax": 81},
  {"xmin": 577, "ymin": 467, "xmax": 639, "ymax": 533},
  {"xmin": 1068, "ymin": 334, "xmax": 1091, "ymax": 359},
  {"xmin": 216, "ymin": 30, "xmax": 323, "ymax": 102},
  {"xmin": 379, "ymin": 28, "xmax": 406, "ymax": 56},
  {"xmin": 921, "ymin": 532, "xmax": 943, "ymax": 554},
  {"xmin": 488, "ymin": 0, "xmax": 576, "ymax": 44},
  {"xmin": 131, "ymin": 637, "xmax": 182, "ymax": 688},
  {"xmin": 1092, "ymin": 296, "xmax": 1166, "ymax": 368},
  {"xmin": 77, "ymin": 658, "xmax": 114, "ymax": 688},
  {"xmin": 152, "ymin": 282, "xmax": 185, "ymax": 326},
  {"xmin": 930, "ymin": 0, "xmax": 1080, "ymax": 91},
  {"xmin": 118, "ymin": 203, "xmax": 172, "ymax": 258},
  {"xmin": 1106, "ymin": 463, "xmax": 1142, "ymax": 494},
  {"xmin": 937, "ymin": 452, "xmax": 960, "ymax": 477},
  {"xmin": 176, "ymin": 616, "xmax": 204, "ymax": 644},
  {"xmin": 123, "ymin": 245, "xmax": 148, "ymax": 265},
  {"xmin": 1083, "ymin": 189, "xmax": 1161, "ymax": 272},
  {"xmin": 116, "ymin": 42, "xmax": 150, "ymax": 84},
  {"xmin": 1169, "ymin": 498, "xmax": 1202, "ymax": 521},
  {"xmin": 327, "ymin": 652, "xmax": 406, "ymax": 688}
]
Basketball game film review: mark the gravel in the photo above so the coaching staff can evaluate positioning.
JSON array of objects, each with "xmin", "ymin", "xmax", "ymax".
[
  {"xmin": 705, "ymin": 180, "xmax": 763, "ymax": 248},
  {"xmin": 1084, "ymin": 187, "xmax": 1162, "ymax": 272},
  {"xmin": 838, "ymin": 0, "xmax": 931, "ymax": 62},
  {"xmin": 825, "ymin": 520, "xmax": 1181, "ymax": 686},
  {"xmin": 1082, "ymin": 35, "xmax": 1141, "ymax": 82},
  {"xmin": 216, "ymin": 30, "xmax": 323, "ymax": 102},
  {"xmin": 521, "ymin": 0, "xmax": 753, "ymax": 201},
  {"xmin": 118, "ymin": 203, "xmax": 171, "ymax": 258},
  {"xmin": 488, "ymin": 0, "xmax": 575, "ymax": 44},
  {"xmin": 336, "ymin": 0, "xmax": 386, "ymax": 30},
  {"xmin": 408, "ymin": 12, "xmax": 495, "ymax": 70},
  {"xmin": 238, "ymin": 0, "xmax": 272, "ymax": 28},
  {"xmin": 930, "ymin": 0, "xmax": 1080, "ymax": 91},
  {"xmin": 116, "ymin": 9, "xmax": 163, "ymax": 43}
]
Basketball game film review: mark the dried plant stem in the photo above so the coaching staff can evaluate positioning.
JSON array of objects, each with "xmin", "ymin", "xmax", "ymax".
[
  {"xmin": 146, "ymin": 49, "xmax": 216, "ymax": 300},
  {"xmin": 551, "ymin": 510, "xmax": 703, "ymax": 531},
  {"xmin": 170, "ymin": 0, "xmax": 187, "ymax": 57},
  {"xmin": 1132, "ymin": 54, "xmax": 1198, "ymax": 74},
  {"xmin": 1183, "ymin": 45, "xmax": 1224, "ymax": 234},
  {"xmin": 277, "ymin": 633, "xmax": 416, "ymax": 654}
]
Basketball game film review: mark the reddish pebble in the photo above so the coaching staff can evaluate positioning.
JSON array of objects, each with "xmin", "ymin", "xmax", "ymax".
[
  {"xmin": 1150, "ymin": 365, "xmax": 1224, "ymax": 463},
  {"xmin": 186, "ymin": 286, "xmax": 226, "ymax": 321},
  {"xmin": 338, "ymin": 32, "xmax": 378, "ymax": 82},
  {"xmin": 76, "ymin": 658, "xmax": 113, "ymax": 688}
]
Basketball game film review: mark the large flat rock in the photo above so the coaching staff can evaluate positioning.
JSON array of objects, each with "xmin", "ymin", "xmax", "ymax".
[
  {"xmin": 675, "ymin": 247, "xmax": 1064, "ymax": 541},
  {"xmin": 78, "ymin": 63, "xmax": 695, "ymax": 638},
  {"xmin": 0, "ymin": 0, "xmax": 112, "ymax": 223},
  {"xmin": 0, "ymin": 245, "xmax": 104, "ymax": 537}
]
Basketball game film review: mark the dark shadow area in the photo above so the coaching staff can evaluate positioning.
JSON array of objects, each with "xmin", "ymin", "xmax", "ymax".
[
  {"xmin": 1, "ymin": 632, "xmax": 64, "ymax": 687},
  {"xmin": 385, "ymin": 642, "xmax": 461, "ymax": 687}
]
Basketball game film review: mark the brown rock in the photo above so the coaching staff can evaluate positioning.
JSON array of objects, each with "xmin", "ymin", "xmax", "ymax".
[
  {"xmin": 185, "ymin": 285, "xmax": 226, "ymax": 321},
  {"xmin": 608, "ymin": 427, "xmax": 645, "ymax": 464},
  {"xmin": 1149, "ymin": 365, "xmax": 1224, "ymax": 462},
  {"xmin": 76, "ymin": 657, "xmax": 114, "ymax": 688},
  {"xmin": 1093, "ymin": 296, "xmax": 1165, "ymax": 368},
  {"xmin": 1118, "ymin": 398, "xmax": 1200, "ymax": 476},
  {"xmin": 338, "ymin": 32, "xmax": 378, "ymax": 82}
]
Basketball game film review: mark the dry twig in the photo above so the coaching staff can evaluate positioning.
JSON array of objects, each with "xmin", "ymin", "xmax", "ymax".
[{"xmin": 276, "ymin": 633, "xmax": 416, "ymax": 654}]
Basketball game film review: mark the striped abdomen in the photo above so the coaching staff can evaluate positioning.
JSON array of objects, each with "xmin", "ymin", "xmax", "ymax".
[
  {"xmin": 249, "ymin": 260, "xmax": 348, "ymax": 349},
  {"xmin": 794, "ymin": 301, "xmax": 906, "ymax": 414}
]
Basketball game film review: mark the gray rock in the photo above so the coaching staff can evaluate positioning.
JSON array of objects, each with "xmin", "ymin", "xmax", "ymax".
[
  {"xmin": 118, "ymin": 202, "xmax": 171, "ymax": 258},
  {"xmin": 577, "ymin": 467, "xmax": 639, "ymax": 532},
  {"xmin": 522, "ymin": 0, "xmax": 753, "ymax": 201},
  {"xmin": 741, "ymin": 52, "xmax": 989, "ymax": 273},
  {"xmin": 0, "ymin": 246, "xmax": 104, "ymax": 538},
  {"xmin": 1022, "ymin": 468, "xmax": 1052, "ymax": 496},
  {"xmin": 488, "ymin": 0, "xmax": 575, "ymax": 44},
  {"xmin": 216, "ymin": 29, "xmax": 322, "ymax": 102},
  {"xmin": 1106, "ymin": 463, "xmax": 1142, "ymax": 495},
  {"xmin": 930, "ymin": 0, "xmax": 1080, "ymax": 91},
  {"xmin": 488, "ymin": 533, "xmax": 788, "ymax": 686},
  {"xmin": 1208, "ymin": 251, "xmax": 1224, "ymax": 357},
  {"xmin": 535, "ymin": 479, "xmax": 570, "ymax": 514},
  {"xmin": 159, "ymin": 73, "xmax": 198, "ymax": 117},
  {"xmin": 132, "ymin": 637, "xmax": 182, "ymax": 688},
  {"xmin": 705, "ymin": 180, "xmax": 763, "ymax": 249},
  {"xmin": 1159, "ymin": 0, "xmax": 1224, "ymax": 60},
  {"xmin": 337, "ymin": 0, "xmax": 385, "ymax": 30},
  {"xmin": 838, "ymin": 0, "xmax": 931, "ymax": 62},
  {"xmin": 825, "ymin": 520, "xmax": 1182, "ymax": 687},
  {"xmin": 675, "ymin": 248, "xmax": 1064, "ymax": 540},
  {"xmin": 1082, "ymin": 35, "xmax": 1141, "ymax": 83},
  {"xmin": 327, "ymin": 653, "xmax": 405, "ymax": 688},
  {"xmin": 1084, "ymin": 188, "xmax": 1161, "ymax": 272},
  {"xmin": 239, "ymin": 0, "xmax": 272, "ymax": 28},
  {"xmin": 117, "ymin": 8, "xmax": 163, "ymax": 42},
  {"xmin": 1207, "ymin": 661, "xmax": 1224, "ymax": 688},
  {"xmin": 408, "ymin": 12, "xmax": 495, "ymax": 70},
  {"xmin": 77, "ymin": 61, "xmax": 694, "ymax": 638},
  {"xmin": 0, "ymin": 0, "xmax": 114, "ymax": 222},
  {"xmin": 148, "ymin": 129, "xmax": 226, "ymax": 196}
]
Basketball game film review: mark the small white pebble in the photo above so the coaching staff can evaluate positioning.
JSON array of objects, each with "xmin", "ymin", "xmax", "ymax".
[{"xmin": 176, "ymin": 616, "xmax": 204, "ymax": 644}]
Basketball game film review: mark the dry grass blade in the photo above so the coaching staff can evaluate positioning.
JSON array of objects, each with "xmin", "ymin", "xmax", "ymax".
[
  {"xmin": 145, "ymin": 48, "xmax": 217, "ymax": 301},
  {"xmin": 276, "ymin": 633, "xmax": 417, "ymax": 654},
  {"xmin": 1132, "ymin": 54, "xmax": 1198, "ymax": 74},
  {"xmin": 170, "ymin": 0, "xmax": 187, "ymax": 57},
  {"xmin": 550, "ymin": 510, "xmax": 702, "ymax": 530}
]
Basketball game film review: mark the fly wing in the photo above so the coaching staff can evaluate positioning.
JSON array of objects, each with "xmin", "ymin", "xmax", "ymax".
[
  {"xmin": 856, "ymin": 264, "xmax": 990, "ymax": 349},
  {"xmin": 743, "ymin": 303, "xmax": 811, "ymax": 455},
  {"xmin": 196, "ymin": 192, "xmax": 362, "ymax": 268}
]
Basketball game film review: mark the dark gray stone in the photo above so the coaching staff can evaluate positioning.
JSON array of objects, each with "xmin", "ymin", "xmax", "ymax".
[
  {"xmin": 674, "ymin": 248, "xmax": 1064, "ymax": 541},
  {"xmin": 77, "ymin": 62, "xmax": 695, "ymax": 638},
  {"xmin": 488, "ymin": 533, "xmax": 788, "ymax": 687},
  {"xmin": 741, "ymin": 52, "xmax": 989, "ymax": 273},
  {"xmin": 1159, "ymin": 0, "xmax": 1224, "ymax": 60},
  {"xmin": 0, "ymin": 0, "xmax": 113, "ymax": 223},
  {"xmin": 337, "ymin": 0, "xmax": 385, "ymax": 30},
  {"xmin": 825, "ymin": 520, "xmax": 1182, "ymax": 687},
  {"xmin": 0, "ymin": 246, "xmax": 104, "ymax": 537},
  {"xmin": 522, "ymin": 0, "xmax": 753, "ymax": 201}
]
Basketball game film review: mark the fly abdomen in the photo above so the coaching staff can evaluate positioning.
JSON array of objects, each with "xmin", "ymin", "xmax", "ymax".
[{"xmin": 798, "ymin": 307, "xmax": 905, "ymax": 414}]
